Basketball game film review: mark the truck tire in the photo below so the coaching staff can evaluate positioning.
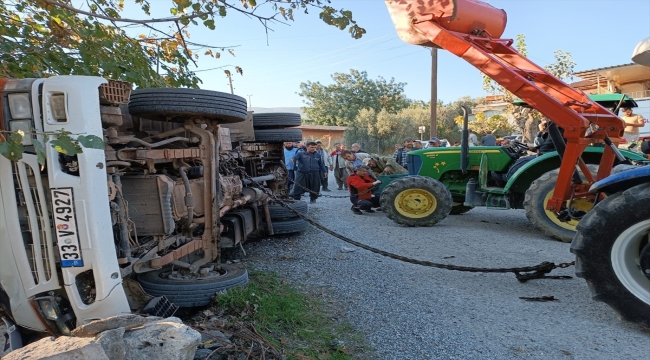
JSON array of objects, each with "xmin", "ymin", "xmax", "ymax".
[
  {"xmin": 570, "ymin": 183, "xmax": 650, "ymax": 327},
  {"xmin": 271, "ymin": 217, "xmax": 309, "ymax": 235},
  {"xmin": 253, "ymin": 129, "xmax": 302, "ymax": 143},
  {"xmin": 128, "ymin": 88, "xmax": 247, "ymax": 123},
  {"xmin": 137, "ymin": 264, "xmax": 249, "ymax": 307},
  {"xmin": 380, "ymin": 176, "xmax": 452, "ymax": 226},
  {"xmin": 267, "ymin": 200, "xmax": 308, "ymax": 220},
  {"xmin": 253, "ymin": 113, "xmax": 301, "ymax": 129},
  {"xmin": 523, "ymin": 166, "xmax": 597, "ymax": 242}
]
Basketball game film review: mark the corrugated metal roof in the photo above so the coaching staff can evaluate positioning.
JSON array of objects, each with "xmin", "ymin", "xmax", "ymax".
[
  {"xmin": 297, "ymin": 124, "xmax": 348, "ymax": 131},
  {"xmin": 574, "ymin": 63, "xmax": 637, "ymax": 76}
]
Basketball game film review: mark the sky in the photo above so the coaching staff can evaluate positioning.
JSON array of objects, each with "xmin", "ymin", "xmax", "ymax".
[{"xmin": 126, "ymin": 0, "xmax": 650, "ymax": 108}]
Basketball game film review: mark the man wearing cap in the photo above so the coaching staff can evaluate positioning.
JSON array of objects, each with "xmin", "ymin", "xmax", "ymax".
[
  {"xmin": 363, "ymin": 155, "xmax": 407, "ymax": 175},
  {"xmin": 351, "ymin": 143, "xmax": 367, "ymax": 154},
  {"xmin": 621, "ymin": 107, "xmax": 646, "ymax": 145},
  {"xmin": 427, "ymin": 137, "xmax": 441, "ymax": 148},
  {"xmin": 315, "ymin": 140, "xmax": 333, "ymax": 191},
  {"xmin": 291, "ymin": 141, "xmax": 327, "ymax": 204},
  {"xmin": 393, "ymin": 137, "xmax": 414, "ymax": 171},
  {"xmin": 346, "ymin": 164, "xmax": 381, "ymax": 214}
]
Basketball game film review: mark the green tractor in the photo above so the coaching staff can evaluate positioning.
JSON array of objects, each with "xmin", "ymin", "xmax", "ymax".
[{"xmin": 378, "ymin": 95, "xmax": 647, "ymax": 242}]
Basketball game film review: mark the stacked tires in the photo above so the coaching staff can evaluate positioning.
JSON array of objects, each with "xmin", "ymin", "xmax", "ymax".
[
  {"xmin": 252, "ymin": 112, "xmax": 303, "ymax": 142},
  {"xmin": 266, "ymin": 200, "xmax": 310, "ymax": 235},
  {"xmin": 252, "ymin": 112, "xmax": 309, "ymax": 234}
]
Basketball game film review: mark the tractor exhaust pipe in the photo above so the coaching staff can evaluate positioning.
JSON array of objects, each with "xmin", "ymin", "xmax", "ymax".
[{"xmin": 460, "ymin": 106, "xmax": 470, "ymax": 174}]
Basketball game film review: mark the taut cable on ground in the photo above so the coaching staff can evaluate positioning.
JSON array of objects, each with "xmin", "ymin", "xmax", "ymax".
[
  {"xmin": 287, "ymin": 177, "xmax": 374, "ymax": 198},
  {"xmin": 248, "ymin": 176, "xmax": 575, "ymax": 282}
]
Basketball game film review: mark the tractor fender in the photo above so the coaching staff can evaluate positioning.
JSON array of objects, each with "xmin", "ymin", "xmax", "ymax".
[
  {"xmin": 504, "ymin": 147, "xmax": 643, "ymax": 193},
  {"xmin": 589, "ymin": 166, "xmax": 650, "ymax": 194}
]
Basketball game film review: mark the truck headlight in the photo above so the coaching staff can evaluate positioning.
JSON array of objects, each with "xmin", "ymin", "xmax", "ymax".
[
  {"xmin": 36, "ymin": 298, "xmax": 58, "ymax": 320},
  {"xmin": 9, "ymin": 119, "xmax": 34, "ymax": 145},
  {"xmin": 7, "ymin": 93, "xmax": 31, "ymax": 119}
]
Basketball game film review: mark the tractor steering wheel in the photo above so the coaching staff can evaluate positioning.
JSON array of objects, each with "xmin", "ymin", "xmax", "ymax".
[{"xmin": 511, "ymin": 140, "xmax": 530, "ymax": 156}]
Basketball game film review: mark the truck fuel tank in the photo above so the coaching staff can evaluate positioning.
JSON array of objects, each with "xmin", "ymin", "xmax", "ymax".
[{"xmin": 385, "ymin": 0, "xmax": 507, "ymax": 47}]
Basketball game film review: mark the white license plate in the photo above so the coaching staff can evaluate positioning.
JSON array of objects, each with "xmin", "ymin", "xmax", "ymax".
[{"xmin": 51, "ymin": 188, "xmax": 84, "ymax": 267}]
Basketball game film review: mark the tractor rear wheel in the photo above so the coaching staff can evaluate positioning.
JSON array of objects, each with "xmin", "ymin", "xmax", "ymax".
[
  {"xmin": 523, "ymin": 166, "xmax": 597, "ymax": 242},
  {"xmin": 571, "ymin": 183, "xmax": 650, "ymax": 327},
  {"xmin": 380, "ymin": 176, "xmax": 452, "ymax": 226}
]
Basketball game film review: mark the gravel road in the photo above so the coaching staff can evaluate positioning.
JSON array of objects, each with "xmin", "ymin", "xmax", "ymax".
[{"xmin": 245, "ymin": 187, "xmax": 650, "ymax": 359}]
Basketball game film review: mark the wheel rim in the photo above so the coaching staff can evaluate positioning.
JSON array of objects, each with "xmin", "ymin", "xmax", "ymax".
[
  {"xmin": 394, "ymin": 189, "xmax": 437, "ymax": 218},
  {"xmin": 542, "ymin": 190, "xmax": 594, "ymax": 231},
  {"xmin": 611, "ymin": 219, "xmax": 650, "ymax": 306}
]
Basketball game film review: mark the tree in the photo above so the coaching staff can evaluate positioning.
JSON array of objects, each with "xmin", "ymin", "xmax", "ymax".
[
  {"xmin": 481, "ymin": 34, "xmax": 576, "ymax": 142},
  {"xmin": 298, "ymin": 69, "xmax": 410, "ymax": 126},
  {"xmin": 0, "ymin": 0, "xmax": 366, "ymax": 88},
  {"xmin": 453, "ymin": 112, "xmax": 517, "ymax": 138}
]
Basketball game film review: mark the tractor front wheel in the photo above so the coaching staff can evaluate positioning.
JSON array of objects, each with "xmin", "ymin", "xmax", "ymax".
[
  {"xmin": 571, "ymin": 183, "xmax": 650, "ymax": 327},
  {"xmin": 523, "ymin": 167, "xmax": 597, "ymax": 242},
  {"xmin": 380, "ymin": 176, "xmax": 452, "ymax": 226}
]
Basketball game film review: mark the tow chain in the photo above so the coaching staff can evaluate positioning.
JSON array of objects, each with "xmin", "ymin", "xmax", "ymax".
[{"xmin": 248, "ymin": 176, "xmax": 575, "ymax": 282}]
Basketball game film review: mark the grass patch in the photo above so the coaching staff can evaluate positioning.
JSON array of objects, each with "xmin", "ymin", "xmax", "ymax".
[{"xmin": 214, "ymin": 270, "xmax": 367, "ymax": 359}]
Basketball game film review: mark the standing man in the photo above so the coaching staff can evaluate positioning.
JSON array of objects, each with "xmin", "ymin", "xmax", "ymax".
[
  {"xmin": 347, "ymin": 165, "xmax": 381, "ymax": 214},
  {"xmin": 351, "ymin": 143, "xmax": 367, "ymax": 154},
  {"xmin": 468, "ymin": 129, "xmax": 479, "ymax": 147},
  {"xmin": 393, "ymin": 137, "xmax": 414, "ymax": 171},
  {"xmin": 315, "ymin": 140, "xmax": 333, "ymax": 192},
  {"xmin": 621, "ymin": 107, "xmax": 646, "ymax": 145},
  {"xmin": 330, "ymin": 143, "xmax": 348, "ymax": 190},
  {"xmin": 291, "ymin": 141, "xmax": 327, "ymax": 204},
  {"xmin": 283, "ymin": 142, "xmax": 298, "ymax": 188},
  {"xmin": 413, "ymin": 141, "xmax": 423, "ymax": 149},
  {"xmin": 481, "ymin": 131, "xmax": 497, "ymax": 146}
]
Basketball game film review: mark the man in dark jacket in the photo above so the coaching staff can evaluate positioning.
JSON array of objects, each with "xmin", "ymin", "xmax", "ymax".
[
  {"xmin": 347, "ymin": 165, "xmax": 381, "ymax": 214},
  {"xmin": 291, "ymin": 141, "xmax": 327, "ymax": 204}
]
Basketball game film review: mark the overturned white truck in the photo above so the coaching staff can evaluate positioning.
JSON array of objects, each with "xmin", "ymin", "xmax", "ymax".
[{"xmin": 0, "ymin": 76, "xmax": 306, "ymax": 351}]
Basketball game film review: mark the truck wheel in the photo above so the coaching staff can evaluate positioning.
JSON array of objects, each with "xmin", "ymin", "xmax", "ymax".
[
  {"xmin": 571, "ymin": 183, "xmax": 650, "ymax": 327},
  {"xmin": 128, "ymin": 88, "xmax": 247, "ymax": 123},
  {"xmin": 380, "ymin": 176, "xmax": 452, "ymax": 226},
  {"xmin": 271, "ymin": 217, "xmax": 310, "ymax": 235},
  {"xmin": 267, "ymin": 200, "xmax": 308, "ymax": 220},
  {"xmin": 252, "ymin": 113, "xmax": 301, "ymax": 129},
  {"xmin": 137, "ymin": 264, "xmax": 249, "ymax": 307},
  {"xmin": 523, "ymin": 166, "xmax": 597, "ymax": 242},
  {"xmin": 253, "ymin": 129, "xmax": 302, "ymax": 143},
  {"xmin": 450, "ymin": 203, "xmax": 473, "ymax": 215}
]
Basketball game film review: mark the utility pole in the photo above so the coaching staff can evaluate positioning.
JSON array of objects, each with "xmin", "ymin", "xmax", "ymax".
[
  {"xmin": 247, "ymin": 94, "xmax": 253, "ymax": 109},
  {"xmin": 430, "ymin": 48, "xmax": 438, "ymax": 138},
  {"xmin": 225, "ymin": 70, "xmax": 234, "ymax": 94}
]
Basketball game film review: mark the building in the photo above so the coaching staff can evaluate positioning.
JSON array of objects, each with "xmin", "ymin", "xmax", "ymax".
[
  {"xmin": 296, "ymin": 124, "xmax": 348, "ymax": 149},
  {"xmin": 571, "ymin": 63, "xmax": 650, "ymax": 139}
]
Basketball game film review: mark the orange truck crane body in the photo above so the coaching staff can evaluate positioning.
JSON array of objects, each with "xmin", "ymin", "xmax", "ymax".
[{"xmin": 386, "ymin": 0, "xmax": 626, "ymax": 212}]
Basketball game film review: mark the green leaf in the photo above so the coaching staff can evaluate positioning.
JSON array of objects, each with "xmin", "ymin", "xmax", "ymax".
[
  {"xmin": 0, "ymin": 137, "xmax": 24, "ymax": 162},
  {"xmin": 203, "ymin": 19, "xmax": 215, "ymax": 30},
  {"xmin": 32, "ymin": 138, "xmax": 47, "ymax": 166},
  {"xmin": 77, "ymin": 135, "xmax": 105, "ymax": 150},
  {"xmin": 50, "ymin": 135, "xmax": 82, "ymax": 155}
]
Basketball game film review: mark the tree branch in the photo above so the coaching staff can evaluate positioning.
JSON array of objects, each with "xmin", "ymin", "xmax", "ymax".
[
  {"xmin": 42, "ymin": 0, "xmax": 211, "ymax": 24},
  {"xmin": 174, "ymin": 21, "xmax": 197, "ymax": 67}
]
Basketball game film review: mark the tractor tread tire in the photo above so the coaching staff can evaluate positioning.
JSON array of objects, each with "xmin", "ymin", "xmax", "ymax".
[
  {"xmin": 128, "ymin": 88, "xmax": 247, "ymax": 123},
  {"xmin": 137, "ymin": 264, "xmax": 248, "ymax": 307},
  {"xmin": 380, "ymin": 175, "xmax": 452, "ymax": 227},
  {"xmin": 253, "ymin": 129, "xmax": 302, "ymax": 143},
  {"xmin": 570, "ymin": 183, "xmax": 650, "ymax": 327},
  {"xmin": 523, "ymin": 165, "xmax": 597, "ymax": 242},
  {"xmin": 253, "ymin": 113, "xmax": 301, "ymax": 129}
]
